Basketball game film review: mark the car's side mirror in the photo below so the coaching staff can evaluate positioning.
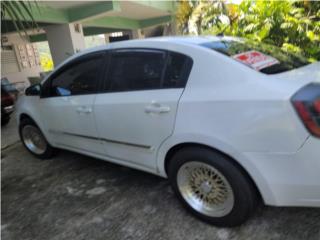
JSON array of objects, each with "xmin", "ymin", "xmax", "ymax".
[{"xmin": 25, "ymin": 84, "xmax": 41, "ymax": 96}]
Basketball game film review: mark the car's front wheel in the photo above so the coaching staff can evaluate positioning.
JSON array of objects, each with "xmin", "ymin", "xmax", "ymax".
[
  {"xmin": 168, "ymin": 147, "xmax": 258, "ymax": 227},
  {"xmin": 19, "ymin": 118, "xmax": 56, "ymax": 159}
]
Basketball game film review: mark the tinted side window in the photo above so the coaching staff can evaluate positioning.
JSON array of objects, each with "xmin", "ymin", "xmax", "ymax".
[
  {"xmin": 163, "ymin": 52, "xmax": 193, "ymax": 88},
  {"xmin": 108, "ymin": 50, "xmax": 166, "ymax": 92},
  {"xmin": 50, "ymin": 56, "xmax": 103, "ymax": 96}
]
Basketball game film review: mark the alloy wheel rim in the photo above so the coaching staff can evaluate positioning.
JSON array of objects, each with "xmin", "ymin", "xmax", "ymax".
[
  {"xmin": 22, "ymin": 125, "xmax": 47, "ymax": 154},
  {"xmin": 177, "ymin": 161, "xmax": 234, "ymax": 217}
]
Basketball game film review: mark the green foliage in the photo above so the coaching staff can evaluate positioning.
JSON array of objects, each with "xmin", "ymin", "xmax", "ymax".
[
  {"xmin": 176, "ymin": 0, "xmax": 227, "ymax": 35},
  {"xmin": 36, "ymin": 42, "xmax": 54, "ymax": 71},
  {"xmin": 176, "ymin": 0, "xmax": 320, "ymax": 60},
  {"xmin": 40, "ymin": 54, "xmax": 54, "ymax": 72}
]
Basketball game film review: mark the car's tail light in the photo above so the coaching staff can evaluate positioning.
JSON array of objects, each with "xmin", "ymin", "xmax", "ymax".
[{"xmin": 292, "ymin": 83, "xmax": 320, "ymax": 138}]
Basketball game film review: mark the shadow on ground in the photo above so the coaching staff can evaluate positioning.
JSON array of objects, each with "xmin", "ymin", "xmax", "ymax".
[
  {"xmin": 1, "ymin": 143, "xmax": 320, "ymax": 240},
  {"xmin": 1, "ymin": 114, "xmax": 19, "ymax": 149}
]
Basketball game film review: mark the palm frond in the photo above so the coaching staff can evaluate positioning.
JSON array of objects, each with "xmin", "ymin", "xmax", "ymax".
[{"xmin": 1, "ymin": 1, "xmax": 39, "ymax": 39}]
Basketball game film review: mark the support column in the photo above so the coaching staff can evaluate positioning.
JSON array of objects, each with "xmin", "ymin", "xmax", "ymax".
[
  {"xmin": 123, "ymin": 30, "xmax": 133, "ymax": 40},
  {"xmin": 104, "ymin": 33, "xmax": 110, "ymax": 44},
  {"xmin": 164, "ymin": 20, "xmax": 177, "ymax": 36},
  {"xmin": 131, "ymin": 29, "xmax": 144, "ymax": 39},
  {"xmin": 44, "ymin": 23, "xmax": 85, "ymax": 66}
]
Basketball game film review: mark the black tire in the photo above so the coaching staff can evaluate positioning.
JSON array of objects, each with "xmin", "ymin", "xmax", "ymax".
[
  {"xmin": 168, "ymin": 146, "xmax": 258, "ymax": 227},
  {"xmin": 19, "ymin": 118, "xmax": 56, "ymax": 159},
  {"xmin": 1, "ymin": 116, "xmax": 10, "ymax": 126}
]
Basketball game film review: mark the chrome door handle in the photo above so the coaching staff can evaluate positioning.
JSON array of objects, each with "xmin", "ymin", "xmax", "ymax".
[
  {"xmin": 76, "ymin": 106, "xmax": 92, "ymax": 114},
  {"xmin": 145, "ymin": 103, "xmax": 170, "ymax": 114}
]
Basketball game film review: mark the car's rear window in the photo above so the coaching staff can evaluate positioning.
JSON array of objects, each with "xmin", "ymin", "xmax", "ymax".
[{"xmin": 200, "ymin": 39, "xmax": 310, "ymax": 74}]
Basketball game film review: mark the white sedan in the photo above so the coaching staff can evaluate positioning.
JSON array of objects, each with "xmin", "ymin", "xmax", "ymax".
[{"xmin": 16, "ymin": 36, "xmax": 320, "ymax": 226}]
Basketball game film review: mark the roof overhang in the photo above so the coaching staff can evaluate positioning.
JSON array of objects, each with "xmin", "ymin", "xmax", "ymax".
[{"xmin": 2, "ymin": 1, "xmax": 175, "ymax": 39}]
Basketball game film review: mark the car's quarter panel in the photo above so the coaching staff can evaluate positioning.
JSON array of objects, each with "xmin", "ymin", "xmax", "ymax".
[
  {"xmin": 94, "ymin": 89, "xmax": 184, "ymax": 170},
  {"xmin": 172, "ymin": 95, "xmax": 308, "ymax": 153},
  {"xmin": 159, "ymin": 44, "xmax": 309, "ymax": 154},
  {"xmin": 155, "ymin": 44, "xmax": 318, "ymax": 206}
]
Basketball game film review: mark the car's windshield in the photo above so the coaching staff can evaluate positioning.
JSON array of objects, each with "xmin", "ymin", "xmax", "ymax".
[{"xmin": 200, "ymin": 39, "xmax": 310, "ymax": 74}]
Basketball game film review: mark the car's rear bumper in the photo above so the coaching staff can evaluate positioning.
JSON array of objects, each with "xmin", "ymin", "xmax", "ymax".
[{"xmin": 245, "ymin": 136, "xmax": 320, "ymax": 207}]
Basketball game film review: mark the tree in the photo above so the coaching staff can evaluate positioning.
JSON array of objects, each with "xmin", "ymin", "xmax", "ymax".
[
  {"xmin": 176, "ymin": 0, "xmax": 227, "ymax": 35},
  {"xmin": 176, "ymin": 0, "xmax": 320, "ymax": 60}
]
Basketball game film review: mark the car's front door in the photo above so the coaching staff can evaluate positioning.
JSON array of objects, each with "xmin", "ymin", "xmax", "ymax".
[
  {"xmin": 40, "ymin": 52, "xmax": 106, "ymax": 154},
  {"xmin": 94, "ymin": 49, "xmax": 193, "ymax": 170}
]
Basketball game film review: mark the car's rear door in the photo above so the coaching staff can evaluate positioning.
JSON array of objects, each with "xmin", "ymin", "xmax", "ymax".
[
  {"xmin": 40, "ymin": 52, "xmax": 106, "ymax": 154},
  {"xmin": 94, "ymin": 49, "xmax": 193, "ymax": 170}
]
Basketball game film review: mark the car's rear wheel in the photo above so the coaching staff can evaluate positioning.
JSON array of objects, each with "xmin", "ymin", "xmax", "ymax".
[
  {"xmin": 168, "ymin": 147, "xmax": 258, "ymax": 227},
  {"xmin": 19, "ymin": 118, "xmax": 56, "ymax": 159}
]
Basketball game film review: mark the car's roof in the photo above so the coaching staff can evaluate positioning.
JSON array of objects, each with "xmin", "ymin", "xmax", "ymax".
[
  {"xmin": 116, "ymin": 35, "xmax": 239, "ymax": 47},
  {"xmin": 79, "ymin": 36, "xmax": 240, "ymax": 55},
  {"xmin": 57, "ymin": 36, "xmax": 240, "ymax": 70},
  {"xmin": 126, "ymin": 36, "xmax": 228, "ymax": 45}
]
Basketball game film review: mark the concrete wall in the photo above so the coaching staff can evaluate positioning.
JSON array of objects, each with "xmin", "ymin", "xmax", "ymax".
[{"xmin": 1, "ymin": 33, "xmax": 42, "ymax": 86}]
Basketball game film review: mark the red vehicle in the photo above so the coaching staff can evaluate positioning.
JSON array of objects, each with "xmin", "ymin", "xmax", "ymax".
[{"xmin": 1, "ymin": 87, "xmax": 15, "ymax": 126}]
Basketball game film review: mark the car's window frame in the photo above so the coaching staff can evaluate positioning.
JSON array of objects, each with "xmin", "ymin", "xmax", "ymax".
[
  {"xmin": 100, "ymin": 48, "xmax": 193, "ymax": 94},
  {"xmin": 41, "ymin": 51, "xmax": 106, "ymax": 98}
]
